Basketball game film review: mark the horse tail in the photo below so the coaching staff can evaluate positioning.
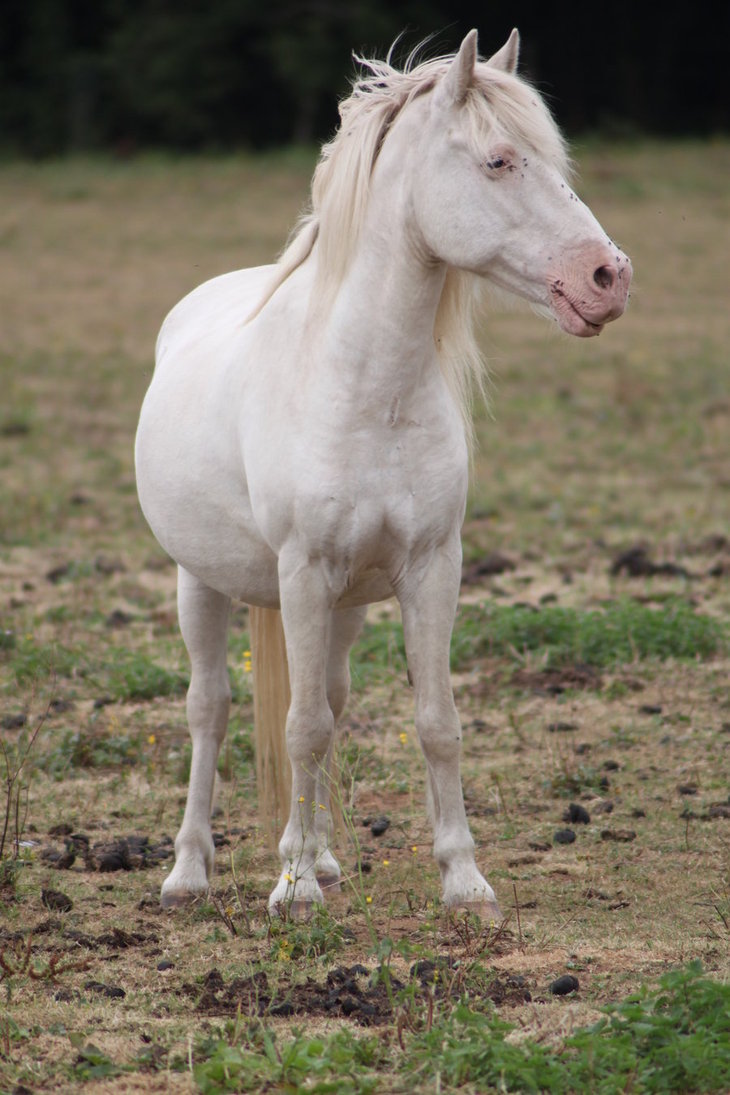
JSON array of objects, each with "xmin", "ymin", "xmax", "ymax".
[{"xmin": 249, "ymin": 606, "xmax": 291, "ymax": 849}]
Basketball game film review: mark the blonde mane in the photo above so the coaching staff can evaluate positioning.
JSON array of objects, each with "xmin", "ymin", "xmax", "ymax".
[{"xmin": 250, "ymin": 43, "xmax": 571, "ymax": 435}]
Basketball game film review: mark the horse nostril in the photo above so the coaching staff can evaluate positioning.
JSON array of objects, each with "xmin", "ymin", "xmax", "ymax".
[{"xmin": 593, "ymin": 265, "xmax": 615, "ymax": 291}]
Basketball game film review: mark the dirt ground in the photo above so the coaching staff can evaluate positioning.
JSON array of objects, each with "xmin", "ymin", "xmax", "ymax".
[{"xmin": 1, "ymin": 142, "xmax": 729, "ymax": 1091}]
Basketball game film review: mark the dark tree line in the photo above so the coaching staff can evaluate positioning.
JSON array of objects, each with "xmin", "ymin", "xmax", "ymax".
[{"xmin": 1, "ymin": 0, "xmax": 727, "ymax": 156}]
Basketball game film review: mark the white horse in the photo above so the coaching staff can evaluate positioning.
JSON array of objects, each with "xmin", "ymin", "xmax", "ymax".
[{"xmin": 135, "ymin": 29, "xmax": 631, "ymax": 919}]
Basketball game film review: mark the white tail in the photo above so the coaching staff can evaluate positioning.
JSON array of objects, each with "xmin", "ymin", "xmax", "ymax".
[{"xmin": 249, "ymin": 606, "xmax": 291, "ymax": 848}]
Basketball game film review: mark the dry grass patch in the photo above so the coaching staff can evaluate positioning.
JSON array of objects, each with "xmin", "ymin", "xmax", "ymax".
[{"xmin": 1, "ymin": 142, "xmax": 730, "ymax": 1091}]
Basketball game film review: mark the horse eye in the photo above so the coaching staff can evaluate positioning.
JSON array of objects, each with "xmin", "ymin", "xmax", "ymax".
[{"xmin": 485, "ymin": 157, "xmax": 506, "ymax": 171}]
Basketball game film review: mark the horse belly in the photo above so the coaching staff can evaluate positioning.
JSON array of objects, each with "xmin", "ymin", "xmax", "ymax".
[{"xmin": 136, "ymin": 268, "xmax": 284, "ymax": 605}]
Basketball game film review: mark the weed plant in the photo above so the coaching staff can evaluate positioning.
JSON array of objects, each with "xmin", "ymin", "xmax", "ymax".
[{"xmin": 190, "ymin": 961, "xmax": 730, "ymax": 1094}]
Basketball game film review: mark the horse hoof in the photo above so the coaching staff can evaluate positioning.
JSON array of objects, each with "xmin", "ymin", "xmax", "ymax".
[
  {"xmin": 160, "ymin": 889, "xmax": 203, "ymax": 910},
  {"xmin": 270, "ymin": 898, "xmax": 316, "ymax": 922},
  {"xmin": 454, "ymin": 899, "xmax": 503, "ymax": 923},
  {"xmin": 317, "ymin": 874, "xmax": 341, "ymax": 895}
]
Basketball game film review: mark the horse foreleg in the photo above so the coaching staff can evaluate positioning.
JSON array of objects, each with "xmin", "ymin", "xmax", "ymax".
[
  {"xmin": 161, "ymin": 567, "xmax": 231, "ymax": 908},
  {"xmin": 267, "ymin": 559, "xmax": 341, "ymax": 918},
  {"xmin": 398, "ymin": 546, "xmax": 501, "ymax": 919},
  {"xmin": 314, "ymin": 606, "xmax": 367, "ymax": 892}
]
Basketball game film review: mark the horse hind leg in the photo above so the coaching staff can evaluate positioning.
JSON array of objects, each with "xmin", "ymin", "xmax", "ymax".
[
  {"xmin": 161, "ymin": 567, "xmax": 231, "ymax": 908},
  {"xmin": 314, "ymin": 606, "xmax": 367, "ymax": 893}
]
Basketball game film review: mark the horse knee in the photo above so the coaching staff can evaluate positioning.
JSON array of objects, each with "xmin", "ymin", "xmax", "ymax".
[
  {"xmin": 415, "ymin": 700, "xmax": 462, "ymax": 764},
  {"xmin": 286, "ymin": 704, "xmax": 335, "ymax": 765},
  {"xmin": 187, "ymin": 674, "xmax": 231, "ymax": 744}
]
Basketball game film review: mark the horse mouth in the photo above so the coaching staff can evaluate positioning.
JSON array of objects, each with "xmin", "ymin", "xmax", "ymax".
[{"xmin": 550, "ymin": 289, "xmax": 604, "ymax": 338}]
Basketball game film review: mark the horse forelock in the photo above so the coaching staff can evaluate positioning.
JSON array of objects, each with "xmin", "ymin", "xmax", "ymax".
[{"xmin": 251, "ymin": 42, "xmax": 570, "ymax": 439}]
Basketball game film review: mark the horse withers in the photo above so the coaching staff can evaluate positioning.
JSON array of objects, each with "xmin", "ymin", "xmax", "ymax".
[{"xmin": 135, "ymin": 28, "xmax": 631, "ymax": 919}]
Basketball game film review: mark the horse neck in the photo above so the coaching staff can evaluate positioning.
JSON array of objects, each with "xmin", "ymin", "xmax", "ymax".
[{"xmin": 316, "ymin": 110, "xmax": 448, "ymax": 408}]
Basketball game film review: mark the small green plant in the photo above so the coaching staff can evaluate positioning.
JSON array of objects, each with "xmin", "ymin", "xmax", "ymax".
[
  {"xmin": 268, "ymin": 902, "xmax": 347, "ymax": 963},
  {"xmin": 3, "ymin": 635, "xmax": 78, "ymax": 688},
  {"xmin": 36, "ymin": 726, "xmax": 144, "ymax": 778},
  {"xmin": 348, "ymin": 600, "xmax": 726, "ymax": 692},
  {"xmin": 102, "ymin": 649, "xmax": 188, "ymax": 701},
  {"xmin": 193, "ymin": 1023, "xmax": 385, "ymax": 1095},
  {"xmin": 67, "ymin": 1034, "xmax": 127, "ymax": 1082},
  {"xmin": 451, "ymin": 598, "xmax": 727, "ymax": 670},
  {"xmin": 0, "ymin": 708, "xmax": 46, "ymax": 866},
  {"xmin": 190, "ymin": 962, "xmax": 730, "ymax": 1094}
]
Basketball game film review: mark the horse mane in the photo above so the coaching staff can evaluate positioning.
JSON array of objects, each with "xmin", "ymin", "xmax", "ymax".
[{"xmin": 249, "ymin": 42, "xmax": 571, "ymax": 436}]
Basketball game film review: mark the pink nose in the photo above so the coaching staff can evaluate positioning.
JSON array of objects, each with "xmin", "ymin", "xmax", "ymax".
[
  {"xmin": 592, "ymin": 246, "xmax": 632, "ymax": 317},
  {"xmin": 548, "ymin": 243, "xmax": 632, "ymax": 337},
  {"xmin": 594, "ymin": 264, "xmax": 616, "ymax": 290}
]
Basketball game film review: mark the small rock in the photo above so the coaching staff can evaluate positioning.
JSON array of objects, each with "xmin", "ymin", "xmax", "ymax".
[
  {"xmin": 549, "ymin": 974, "xmax": 579, "ymax": 996},
  {"xmin": 370, "ymin": 816, "xmax": 390, "ymax": 837},
  {"xmin": 564, "ymin": 803, "xmax": 590, "ymax": 825},
  {"xmin": 553, "ymin": 829, "xmax": 576, "ymax": 845},
  {"xmin": 340, "ymin": 995, "xmax": 360, "ymax": 1016},
  {"xmin": 601, "ymin": 829, "xmax": 636, "ymax": 843},
  {"xmin": 157, "ymin": 960, "xmax": 174, "ymax": 971},
  {"xmin": 41, "ymin": 888, "xmax": 72, "ymax": 912},
  {"xmin": 95, "ymin": 555, "xmax": 126, "ymax": 575},
  {"xmin": 105, "ymin": 609, "xmax": 134, "ymax": 629},
  {"xmin": 548, "ymin": 721, "xmax": 578, "ymax": 733},
  {"xmin": 41, "ymin": 845, "xmax": 75, "ymax": 870},
  {"xmin": 97, "ymin": 851, "xmax": 128, "ymax": 872},
  {"xmin": 46, "ymin": 563, "xmax": 72, "ymax": 584},
  {"xmin": 84, "ymin": 980, "xmax": 126, "ymax": 999},
  {"xmin": 1, "ymin": 713, "xmax": 26, "ymax": 730}
]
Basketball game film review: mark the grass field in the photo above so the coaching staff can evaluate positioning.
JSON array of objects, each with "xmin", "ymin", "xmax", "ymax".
[{"xmin": 1, "ymin": 139, "xmax": 729, "ymax": 1092}]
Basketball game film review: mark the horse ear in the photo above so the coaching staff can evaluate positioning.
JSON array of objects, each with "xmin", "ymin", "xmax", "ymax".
[
  {"xmin": 486, "ymin": 28, "xmax": 520, "ymax": 74},
  {"xmin": 437, "ymin": 29, "xmax": 478, "ymax": 106}
]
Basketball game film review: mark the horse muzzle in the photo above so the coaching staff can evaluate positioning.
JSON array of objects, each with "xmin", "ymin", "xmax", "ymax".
[{"xmin": 548, "ymin": 242, "xmax": 632, "ymax": 337}]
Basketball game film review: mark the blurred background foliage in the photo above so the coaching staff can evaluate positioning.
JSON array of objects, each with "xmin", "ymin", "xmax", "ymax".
[{"xmin": 1, "ymin": 0, "xmax": 727, "ymax": 155}]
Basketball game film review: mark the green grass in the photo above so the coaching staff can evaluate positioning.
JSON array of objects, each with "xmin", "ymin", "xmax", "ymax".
[
  {"xmin": 190, "ymin": 962, "xmax": 730, "ymax": 1094},
  {"xmin": 451, "ymin": 598, "xmax": 727, "ymax": 669},
  {"xmin": 350, "ymin": 599, "xmax": 727, "ymax": 690}
]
